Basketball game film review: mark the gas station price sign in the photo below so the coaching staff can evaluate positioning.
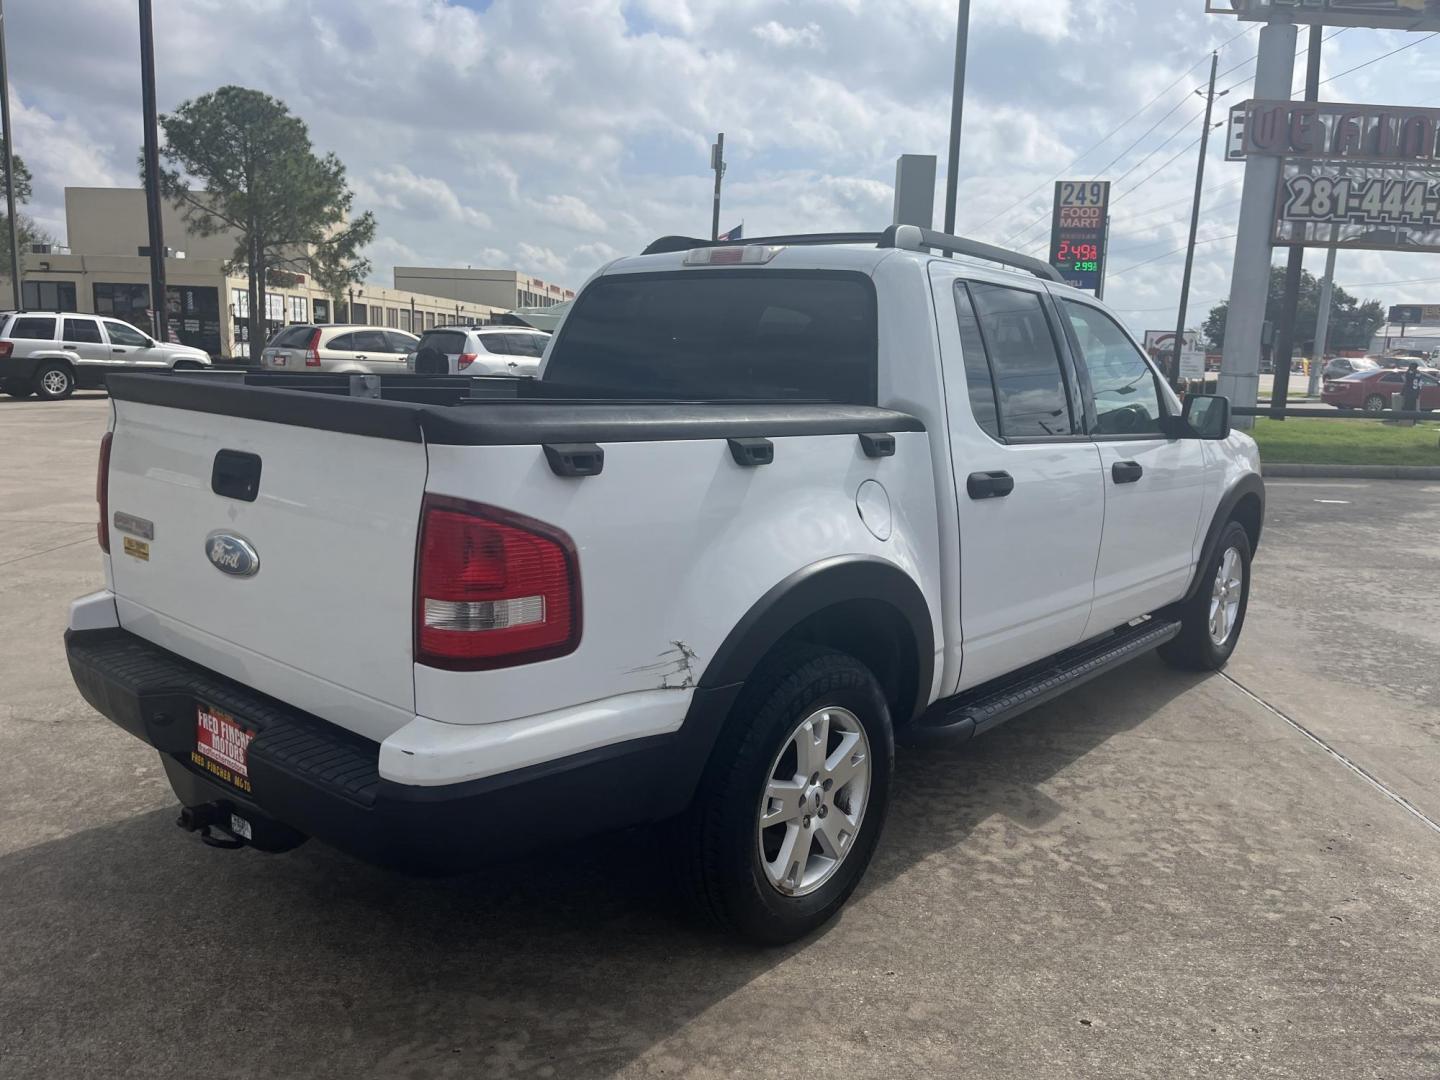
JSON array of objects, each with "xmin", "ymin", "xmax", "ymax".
[{"xmin": 1049, "ymin": 181, "xmax": 1110, "ymax": 293}]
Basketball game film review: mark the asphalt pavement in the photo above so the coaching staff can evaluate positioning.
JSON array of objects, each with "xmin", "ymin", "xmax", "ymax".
[{"xmin": 2, "ymin": 394, "xmax": 1438, "ymax": 1079}]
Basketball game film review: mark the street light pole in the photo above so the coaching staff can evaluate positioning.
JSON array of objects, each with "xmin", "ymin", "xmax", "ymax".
[
  {"xmin": 1171, "ymin": 51, "xmax": 1220, "ymax": 388},
  {"xmin": 0, "ymin": 0, "xmax": 22, "ymax": 311},
  {"xmin": 710, "ymin": 133, "xmax": 725, "ymax": 241},
  {"xmin": 139, "ymin": 0, "xmax": 168, "ymax": 342},
  {"xmin": 943, "ymin": 0, "xmax": 971, "ymax": 240}
]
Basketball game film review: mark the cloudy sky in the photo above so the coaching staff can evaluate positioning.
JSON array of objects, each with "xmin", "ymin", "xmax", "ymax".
[{"xmin": 7, "ymin": 0, "xmax": 1440, "ymax": 332}]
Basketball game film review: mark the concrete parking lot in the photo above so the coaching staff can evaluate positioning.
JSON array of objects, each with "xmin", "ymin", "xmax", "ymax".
[{"xmin": 2, "ymin": 394, "xmax": 1438, "ymax": 1079}]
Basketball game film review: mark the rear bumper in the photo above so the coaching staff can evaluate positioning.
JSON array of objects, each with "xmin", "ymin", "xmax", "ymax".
[
  {"xmin": 65, "ymin": 627, "xmax": 737, "ymax": 869},
  {"xmin": 0, "ymin": 355, "xmax": 43, "ymax": 382}
]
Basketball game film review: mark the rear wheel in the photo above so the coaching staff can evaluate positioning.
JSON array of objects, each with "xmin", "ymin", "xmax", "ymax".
[
  {"xmin": 34, "ymin": 362, "xmax": 75, "ymax": 401},
  {"xmin": 1363, "ymin": 393, "xmax": 1387, "ymax": 414},
  {"xmin": 676, "ymin": 644, "xmax": 893, "ymax": 945},
  {"xmin": 1160, "ymin": 521, "xmax": 1252, "ymax": 672}
]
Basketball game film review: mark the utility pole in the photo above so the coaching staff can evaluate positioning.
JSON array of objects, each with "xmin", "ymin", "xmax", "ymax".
[
  {"xmin": 139, "ymin": 0, "xmax": 168, "ymax": 343},
  {"xmin": 0, "ymin": 0, "xmax": 22, "ymax": 312},
  {"xmin": 1172, "ymin": 52, "xmax": 1221, "ymax": 388},
  {"xmin": 710, "ymin": 133, "xmax": 725, "ymax": 241},
  {"xmin": 1269, "ymin": 23, "xmax": 1323, "ymax": 419},
  {"xmin": 1308, "ymin": 242, "xmax": 1337, "ymax": 396},
  {"xmin": 943, "ymin": 0, "xmax": 972, "ymax": 242}
]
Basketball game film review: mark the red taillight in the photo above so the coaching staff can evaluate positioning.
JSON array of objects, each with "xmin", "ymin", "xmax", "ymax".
[
  {"xmin": 457, "ymin": 352, "xmax": 478, "ymax": 370},
  {"xmin": 0, "ymin": 341, "xmax": 12, "ymax": 358},
  {"xmin": 305, "ymin": 329, "xmax": 322, "ymax": 367},
  {"xmin": 96, "ymin": 432, "xmax": 113, "ymax": 553},
  {"xmin": 415, "ymin": 495, "xmax": 580, "ymax": 670}
]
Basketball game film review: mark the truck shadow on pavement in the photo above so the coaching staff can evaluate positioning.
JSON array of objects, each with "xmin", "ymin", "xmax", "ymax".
[{"xmin": 1, "ymin": 656, "xmax": 1205, "ymax": 1079}]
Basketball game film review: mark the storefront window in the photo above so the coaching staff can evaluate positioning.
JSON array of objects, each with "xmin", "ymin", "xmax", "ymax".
[
  {"xmin": 94, "ymin": 283, "xmax": 154, "ymax": 333},
  {"xmin": 22, "ymin": 280, "xmax": 77, "ymax": 310},
  {"xmin": 314, "ymin": 298, "xmax": 331, "ymax": 324},
  {"xmin": 288, "ymin": 295, "xmax": 308, "ymax": 323}
]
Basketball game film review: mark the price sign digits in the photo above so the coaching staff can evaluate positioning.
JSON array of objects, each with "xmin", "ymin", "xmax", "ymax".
[{"xmin": 1049, "ymin": 180, "xmax": 1111, "ymax": 294}]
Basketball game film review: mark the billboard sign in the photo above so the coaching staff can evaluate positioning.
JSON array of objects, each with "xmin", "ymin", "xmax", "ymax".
[
  {"xmin": 1048, "ymin": 180, "xmax": 1110, "ymax": 294},
  {"xmin": 1272, "ymin": 160, "xmax": 1440, "ymax": 251},
  {"xmin": 1235, "ymin": 100, "xmax": 1440, "ymax": 164},
  {"xmin": 1208, "ymin": 1, "xmax": 1440, "ymax": 30},
  {"xmin": 1145, "ymin": 331, "xmax": 1207, "ymax": 381},
  {"xmin": 1388, "ymin": 304, "xmax": 1440, "ymax": 325}
]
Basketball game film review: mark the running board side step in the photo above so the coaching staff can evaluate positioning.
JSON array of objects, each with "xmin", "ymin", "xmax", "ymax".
[{"xmin": 908, "ymin": 618, "xmax": 1182, "ymax": 744}]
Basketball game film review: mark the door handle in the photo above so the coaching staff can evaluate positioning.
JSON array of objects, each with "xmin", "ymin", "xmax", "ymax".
[
  {"xmin": 1112, "ymin": 461, "xmax": 1144, "ymax": 484},
  {"xmin": 112, "ymin": 348, "xmax": 126, "ymax": 353},
  {"xmin": 62, "ymin": 344, "xmax": 78, "ymax": 350},
  {"xmin": 355, "ymin": 354, "xmax": 367, "ymax": 360},
  {"xmin": 967, "ymin": 470, "xmax": 1014, "ymax": 500}
]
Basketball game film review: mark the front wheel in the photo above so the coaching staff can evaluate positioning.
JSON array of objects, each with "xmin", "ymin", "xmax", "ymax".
[
  {"xmin": 33, "ymin": 362, "xmax": 75, "ymax": 401},
  {"xmin": 1160, "ymin": 521, "xmax": 1252, "ymax": 672},
  {"xmin": 1363, "ymin": 394, "xmax": 1387, "ymax": 414},
  {"xmin": 676, "ymin": 644, "xmax": 893, "ymax": 945}
]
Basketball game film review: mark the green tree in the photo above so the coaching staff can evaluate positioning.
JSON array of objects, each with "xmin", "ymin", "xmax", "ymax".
[
  {"xmin": 154, "ymin": 86, "xmax": 375, "ymax": 354},
  {"xmin": 0, "ymin": 140, "xmax": 53, "ymax": 279},
  {"xmin": 1203, "ymin": 266, "xmax": 1385, "ymax": 354}
]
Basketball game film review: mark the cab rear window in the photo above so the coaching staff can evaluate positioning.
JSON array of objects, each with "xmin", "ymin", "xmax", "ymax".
[{"xmin": 544, "ymin": 270, "xmax": 878, "ymax": 402}]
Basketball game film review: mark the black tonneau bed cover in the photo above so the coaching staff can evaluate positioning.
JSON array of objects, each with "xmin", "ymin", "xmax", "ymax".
[{"xmin": 105, "ymin": 372, "xmax": 925, "ymax": 447}]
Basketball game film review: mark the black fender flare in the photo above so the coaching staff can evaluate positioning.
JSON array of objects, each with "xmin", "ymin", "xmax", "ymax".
[
  {"xmin": 1182, "ymin": 473, "xmax": 1265, "ymax": 604},
  {"xmin": 698, "ymin": 554, "xmax": 935, "ymax": 720}
]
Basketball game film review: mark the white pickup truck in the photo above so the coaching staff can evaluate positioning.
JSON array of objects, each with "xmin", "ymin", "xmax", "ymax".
[{"xmin": 66, "ymin": 227, "xmax": 1263, "ymax": 944}]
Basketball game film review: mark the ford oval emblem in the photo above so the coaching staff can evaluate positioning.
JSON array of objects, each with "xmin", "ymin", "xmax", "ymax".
[{"xmin": 205, "ymin": 532, "xmax": 260, "ymax": 577}]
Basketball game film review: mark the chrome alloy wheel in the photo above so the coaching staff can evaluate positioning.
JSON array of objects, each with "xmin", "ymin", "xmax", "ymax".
[
  {"xmin": 756, "ymin": 706, "xmax": 871, "ymax": 897},
  {"xmin": 1209, "ymin": 546, "xmax": 1244, "ymax": 647},
  {"xmin": 41, "ymin": 369, "xmax": 71, "ymax": 396}
]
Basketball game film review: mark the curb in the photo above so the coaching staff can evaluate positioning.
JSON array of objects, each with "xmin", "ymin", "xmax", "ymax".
[{"xmin": 1262, "ymin": 463, "xmax": 1440, "ymax": 480}]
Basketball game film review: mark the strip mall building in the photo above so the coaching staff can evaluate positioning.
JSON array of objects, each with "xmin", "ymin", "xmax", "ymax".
[{"xmin": 9, "ymin": 188, "xmax": 574, "ymax": 358}]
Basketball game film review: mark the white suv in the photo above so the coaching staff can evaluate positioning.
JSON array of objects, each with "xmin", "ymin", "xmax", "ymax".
[
  {"xmin": 409, "ymin": 325, "xmax": 550, "ymax": 376},
  {"xmin": 258, "ymin": 324, "xmax": 419, "ymax": 374},
  {"xmin": 0, "ymin": 311, "xmax": 212, "ymax": 400}
]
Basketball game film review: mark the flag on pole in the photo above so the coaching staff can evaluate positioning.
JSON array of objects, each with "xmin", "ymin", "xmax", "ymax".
[{"xmin": 717, "ymin": 222, "xmax": 743, "ymax": 241}]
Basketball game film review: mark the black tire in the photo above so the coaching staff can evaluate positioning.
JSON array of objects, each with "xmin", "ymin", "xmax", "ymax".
[
  {"xmin": 1, "ymin": 378, "xmax": 33, "ymax": 398},
  {"xmin": 1160, "ymin": 521, "xmax": 1252, "ymax": 672},
  {"xmin": 1363, "ymin": 394, "xmax": 1387, "ymax": 415},
  {"xmin": 33, "ymin": 361, "xmax": 75, "ymax": 401},
  {"xmin": 676, "ymin": 644, "xmax": 894, "ymax": 945}
]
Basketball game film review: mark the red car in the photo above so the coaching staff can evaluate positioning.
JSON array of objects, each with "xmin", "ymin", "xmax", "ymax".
[{"xmin": 1322, "ymin": 368, "xmax": 1440, "ymax": 413}]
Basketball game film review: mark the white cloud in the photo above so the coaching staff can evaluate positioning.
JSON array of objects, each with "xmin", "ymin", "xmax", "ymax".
[
  {"xmin": 752, "ymin": 21, "xmax": 824, "ymax": 49},
  {"xmin": 1, "ymin": 0, "xmax": 1434, "ymax": 329}
]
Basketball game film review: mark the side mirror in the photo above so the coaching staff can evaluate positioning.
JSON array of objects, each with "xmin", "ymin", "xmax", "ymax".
[{"xmin": 1182, "ymin": 394, "xmax": 1231, "ymax": 440}]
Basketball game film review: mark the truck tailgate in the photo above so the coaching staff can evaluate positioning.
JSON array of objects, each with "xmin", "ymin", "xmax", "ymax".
[{"xmin": 106, "ymin": 398, "xmax": 426, "ymax": 740}]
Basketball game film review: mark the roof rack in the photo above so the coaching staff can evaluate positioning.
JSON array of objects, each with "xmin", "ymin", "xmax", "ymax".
[{"xmin": 640, "ymin": 226, "xmax": 1062, "ymax": 284}]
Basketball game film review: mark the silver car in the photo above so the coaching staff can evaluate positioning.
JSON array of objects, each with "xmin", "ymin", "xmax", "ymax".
[
  {"xmin": 408, "ymin": 326, "xmax": 550, "ymax": 377},
  {"xmin": 260, "ymin": 325, "xmax": 420, "ymax": 374},
  {"xmin": 0, "ymin": 310, "xmax": 212, "ymax": 400}
]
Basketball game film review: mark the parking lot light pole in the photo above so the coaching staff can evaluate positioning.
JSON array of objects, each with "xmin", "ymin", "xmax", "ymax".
[
  {"xmin": 139, "ymin": 0, "xmax": 168, "ymax": 343},
  {"xmin": 1172, "ymin": 51, "xmax": 1220, "ymax": 388},
  {"xmin": 0, "ymin": 0, "xmax": 22, "ymax": 311},
  {"xmin": 943, "ymin": 0, "xmax": 971, "ymax": 245}
]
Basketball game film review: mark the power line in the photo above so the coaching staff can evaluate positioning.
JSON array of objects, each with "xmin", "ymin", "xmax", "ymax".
[
  {"xmin": 975, "ymin": 24, "xmax": 1258, "ymax": 238},
  {"xmin": 1107, "ymin": 233, "xmax": 1237, "ymax": 280},
  {"xmin": 1313, "ymin": 29, "xmax": 1438, "ymax": 89}
]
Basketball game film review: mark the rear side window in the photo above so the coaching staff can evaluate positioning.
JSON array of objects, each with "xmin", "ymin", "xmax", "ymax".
[
  {"xmin": 545, "ymin": 270, "xmax": 878, "ymax": 402},
  {"xmin": 269, "ymin": 326, "xmax": 313, "ymax": 348},
  {"xmin": 9, "ymin": 316, "xmax": 56, "ymax": 340},
  {"xmin": 326, "ymin": 332, "xmax": 358, "ymax": 350},
  {"xmin": 422, "ymin": 330, "xmax": 468, "ymax": 354},
  {"xmin": 63, "ymin": 318, "xmax": 103, "ymax": 343},
  {"xmin": 960, "ymin": 283, "xmax": 1075, "ymax": 438},
  {"xmin": 385, "ymin": 332, "xmax": 419, "ymax": 353}
]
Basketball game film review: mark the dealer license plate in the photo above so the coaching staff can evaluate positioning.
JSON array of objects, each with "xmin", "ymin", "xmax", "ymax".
[{"xmin": 191, "ymin": 703, "xmax": 256, "ymax": 794}]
